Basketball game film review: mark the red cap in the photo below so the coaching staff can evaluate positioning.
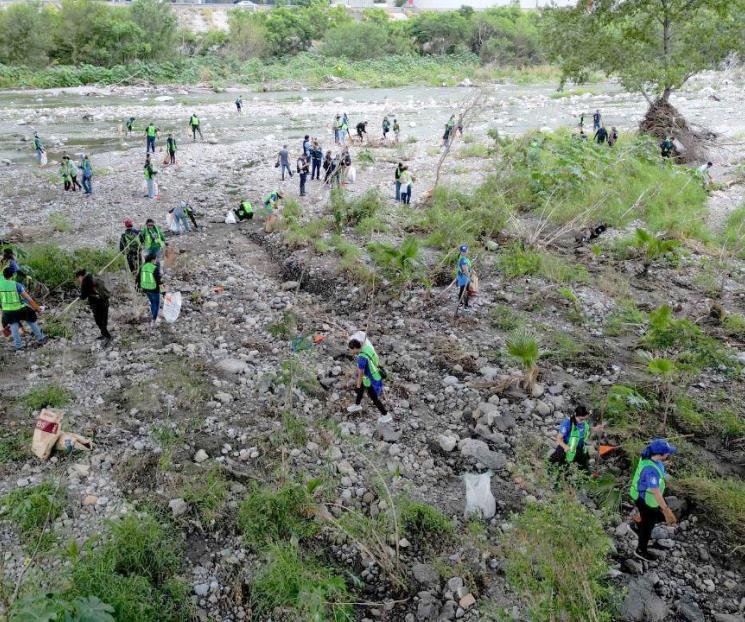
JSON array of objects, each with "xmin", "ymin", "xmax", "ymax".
[{"xmin": 124, "ymin": 219, "xmax": 133, "ymax": 227}]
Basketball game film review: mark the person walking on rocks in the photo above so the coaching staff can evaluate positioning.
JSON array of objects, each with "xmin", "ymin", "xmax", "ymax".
[
  {"xmin": 629, "ymin": 439, "xmax": 678, "ymax": 562},
  {"xmin": 393, "ymin": 118, "xmax": 400, "ymax": 143},
  {"xmin": 399, "ymin": 166, "xmax": 413, "ymax": 205},
  {"xmin": 1, "ymin": 266, "xmax": 46, "ymax": 352},
  {"xmin": 277, "ymin": 145, "xmax": 292, "ymax": 181},
  {"xmin": 59, "ymin": 158, "xmax": 72, "ymax": 191},
  {"xmin": 593, "ymin": 109, "xmax": 602, "ymax": 131},
  {"xmin": 33, "ymin": 132, "xmax": 45, "ymax": 165},
  {"xmin": 302, "ymin": 135, "xmax": 311, "ymax": 161},
  {"xmin": 143, "ymin": 154, "xmax": 157, "ymax": 199},
  {"xmin": 297, "ymin": 153, "xmax": 309, "ymax": 197},
  {"xmin": 65, "ymin": 155, "xmax": 81, "ymax": 192},
  {"xmin": 443, "ymin": 115, "xmax": 456, "ymax": 147},
  {"xmin": 170, "ymin": 201, "xmax": 191, "ymax": 234},
  {"xmin": 356, "ymin": 121, "xmax": 368, "ymax": 143},
  {"xmin": 235, "ymin": 95, "xmax": 242, "ymax": 114},
  {"xmin": 394, "ymin": 162, "xmax": 404, "ymax": 202},
  {"xmin": 456, "ymin": 244, "xmax": 472, "ymax": 309},
  {"xmin": 189, "ymin": 113, "xmax": 203, "ymax": 141},
  {"xmin": 382, "ymin": 115, "xmax": 391, "ymax": 140},
  {"xmin": 76, "ymin": 269, "xmax": 111, "ymax": 344},
  {"xmin": 594, "ymin": 125, "xmax": 608, "ymax": 145},
  {"xmin": 145, "ymin": 122, "xmax": 159, "ymax": 153},
  {"xmin": 138, "ymin": 253, "xmax": 164, "ymax": 325},
  {"xmin": 549, "ymin": 404, "xmax": 605, "ymax": 471},
  {"xmin": 310, "ymin": 140, "xmax": 323, "ymax": 181},
  {"xmin": 140, "ymin": 218, "xmax": 166, "ymax": 261},
  {"xmin": 607, "ymin": 127, "xmax": 618, "ymax": 147},
  {"xmin": 126, "ymin": 116, "xmax": 135, "ymax": 136},
  {"xmin": 119, "ymin": 220, "xmax": 142, "ymax": 275},
  {"xmin": 80, "ymin": 154, "xmax": 93, "ymax": 194},
  {"xmin": 347, "ymin": 332, "xmax": 387, "ymax": 417},
  {"xmin": 166, "ymin": 133, "xmax": 177, "ymax": 165}
]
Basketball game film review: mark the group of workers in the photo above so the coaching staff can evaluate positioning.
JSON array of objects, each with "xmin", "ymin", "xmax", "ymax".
[{"xmin": 577, "ymin": 109, "xmax": 619, "ymax": 145}]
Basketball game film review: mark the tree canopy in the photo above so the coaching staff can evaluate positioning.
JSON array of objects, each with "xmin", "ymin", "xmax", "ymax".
[{"xmin": 542, "ymin": 0, "xmax": 745, "ymax": 104}]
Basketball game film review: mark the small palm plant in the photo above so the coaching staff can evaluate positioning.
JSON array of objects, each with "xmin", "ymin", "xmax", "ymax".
[
  {"xmin": 505, "ymin": 329, "xmax": 542, "ymax": 395},
  {"xmin": 633, "ymin": 228, "xmax": 680, "ymax": 277},
  {"xmin": 646, "ymin": 356, "xmax": 677, "ymax": 432},
  {"xmin": 368, "ymin": 237, "xmax": 423, "ymax": 285}
]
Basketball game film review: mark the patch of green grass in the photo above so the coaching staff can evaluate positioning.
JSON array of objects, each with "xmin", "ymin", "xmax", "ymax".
[
  {"xmin": 497, "ymin": 242, "xmax": 588, "ymax": 284},
  {"xmin": 330, "ymin": 188, "xmax": 384, "ymax": 233},
  {"xmin": 503, "ymin": 491, "xmax": 617, "ymax": 621},
  {"xmin": 18, "ymin": 383, "xmax": 73, "ymax": 413},
  {"xmin": 367, "ymin": 236, "xmax": 425, "ymax": 286},
  {"xmin": 271, "ymin": 410, "xmax": 309, "ymax": 448},
  {"xmin": 355, "ymin": 215, "xmax": 389, "ymax": 237},
  {"xmin": 267, "ymin": 310, "xmax": 298, "ymax": 340},
  {"xmin": 181, "ymin": 465, "xmax": 230, "ymax": 524},
  {"xmin": 41, "ymin": 315, "xmax": 73, "ymax": 339},
  {"xmin": 491, "ymin": 304, "xmax": 524, "ymax": 331},
  {"xmin": 675, "ymin": 476, "xmax": 745, "ymax": 539},
  {"xmin": 456, "ymin": 143, "xmax": 490, "ymax": 159},
  {"xmin": 48, "ymin": 212, "xmax": 72, "ymax": 233},
  {"xmin": 399, "ymin": 498, "xmax": 453, "ymax": 539},
  {"xmin": 604, "ymin": 299, "xmax": 645, "ymax": 337},
  {"xmin": 0, "ymin": 430, "xmax": 31, "ymax": 464},
  {"xmin": 723, "ymin": 313, "xmax": 745, "ymax": 339},
  {"xmin": 10, "ymin": 595, "xmax": 115, "ymax": 621},
  {"xmin": 66, "ymin": 514, "xmax": 190, "ymax": 622},
  {"xmin": 675, "ymin": 397, "xmax": 745, "ymax": 441},
  {"xmin": 719, "ymin": 205, "xmax": 745, "ymax": 258},
  {"xmin": 238, "ymin": 482, "xmax": 318, "ymax": 548},
  {"xmin": 1, "ymin": 481, "xmax": 66, "ymax": 548},
  {"xmin": 252, "ymin": 542, "xmax": 352, "ymax": 621}
]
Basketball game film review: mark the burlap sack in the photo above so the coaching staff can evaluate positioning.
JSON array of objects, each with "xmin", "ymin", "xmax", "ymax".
[{"xmin": 32, "ymin": 409, "xmax": 63, "ymax": 460}]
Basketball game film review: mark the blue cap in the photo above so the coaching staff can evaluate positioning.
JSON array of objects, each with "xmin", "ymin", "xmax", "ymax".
[
  {"xmin": 646, "ymin": 438, "xmax": 677, "ymax": 456},
  {"xmin": 459, "ymin": 244, "xmax": 468, "ymax": 253}
]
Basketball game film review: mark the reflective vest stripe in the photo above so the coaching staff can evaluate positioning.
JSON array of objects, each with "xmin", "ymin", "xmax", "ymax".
[
  {"xmin": 359, "ymin": 343, "xmax": 381, "ymax": 387},
  {"xmin": 566, "ymin": 422, "xmax": 591, "ymax": 463}
]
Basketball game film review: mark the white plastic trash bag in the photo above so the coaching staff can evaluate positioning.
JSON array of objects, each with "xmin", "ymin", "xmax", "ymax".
[
  {"xmin": 40, "ymin": 152, "xmax": 48, "ymax": 166},
  {"xmin": 167, "ymin": 212, "xmax": 183, "ymax": 234},
  {"xmin": 347, "ymin": 165, "xmax": 357, "ymax": 183},
  {"xmin": 162, "ymin": 291, "xmax": 182, "ymax": 323},
  {"xmin": 225, "ymin": 210, "xmax": 237, "ymax": 224},
  {"xmin": 464, "ymin": 472, "xmax": 496, "ymax": 519}
]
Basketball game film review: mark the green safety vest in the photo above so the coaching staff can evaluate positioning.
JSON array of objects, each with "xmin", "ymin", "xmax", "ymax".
[
  {"xmin": 359, "ymin": 342, "xmax": 382, "ymax": 388},
  {"xmin": 146, "ymin": 125, "xmax": 157, "ymax": 138},
  {"xmin": 264, "ymin": 192, "xmax": 278, "ymax": 208},
  {"xmin": 144, "ymin": 165, "xmax": 154, "ymax": 180},
  {"xmin": 167, "ymin": 138, "xmax": 177, "ymax": 153},
  {"xmin": 59, "ymin": 164, "xmax": 70, "ymax": 181},
  {"xmin": 238, "ymin": 201, "xmax": 253, "ymax": 217},
  {"xmin": 566, "ymin": 421, "xmax": 591, "ymax": 463},
  {"xmin": 629, "ymin": 459, "xmax": 666, "ymax": 508},
  {"xmin": 0, "ymin": 278, "xmax": 23, "ymax": 312},
  {"xmin": 190, "ymin": 116, "xmax": 199, "ymax": 127},
  {"xmin": 143, "ymin": 227, "xmax": 164, "ymax": 249},
  {"xmin": 33, "ymin": 137, "xmax": 43, "ymax": 150},
  {"xmin": 140, "ymin": 262, "xmax": 158, "ymax": 291}
]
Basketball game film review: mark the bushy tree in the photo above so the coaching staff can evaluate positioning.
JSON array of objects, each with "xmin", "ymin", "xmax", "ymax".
[
  {"xmin": 129, "ymin": 0, "xmax": 178, "ymax": 60},
  {"xmin": 0, "ymin": 2, "xmax": 55, "ymax": 67},
  {"xmin": 228, "ymin": 10, "xmax": 269, "ymax": 59},
  {"xmin": 322, "ymin": 19, "xmax": 413, "ymax": 60},
  {"xmin": 409, "ymin": 10, "xmax": 472, "ymax": 55},
  {"xmin": 542, "ymin": 0, "xmax": 745, "ymax": 109},
  {"xmin": 470, "ymin": 7, "xmax": 543, "ymax": 65}
]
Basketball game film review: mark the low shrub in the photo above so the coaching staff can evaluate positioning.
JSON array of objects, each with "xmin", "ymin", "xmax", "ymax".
[
  {"xmin": 238, "ymin": 482, "xmax": 318, "ymax": 548},
  {"xmin": 18, "ymin": 383, "xmax": 73, "ymax": 413},
  {"xmin": 0, "ymin": 429, "xmax": 30, "ymax": 464},
  {"xmin": 181, "ymin": 465, "xmax": 230, "ymax": 524},
  {"xmin": 330, "ymin": 188, "xmax": 384, "ymax": 232},
  {"xmin": 10, "ymin": 595, "xmax": 114, "ymax": 622},
  {"xmin": 0, "ymin": 481, "xmax": 66, "ymax": 547},
  {"xmin": 399, "ymin": 498, "xmax": 453, "ymax": 538},
  {"xmin": 497, "ymin": 242, "xmax": 589, "ymax": 283},
  {"xmin": 675, "ymin": 476, "xmax": 745, "ymax": 539},
  {"xmin": 503, "ymin": 492, "xmax": 617, "ymax": 621}
]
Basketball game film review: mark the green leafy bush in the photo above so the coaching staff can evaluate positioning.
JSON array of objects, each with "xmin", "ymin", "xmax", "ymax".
[
  {"xmin": 1, "ymin": 481, "xmax": 66, "ymax": 547},
  {"xmin": 330, "ymin": 188, "xmax": 384, "ymax": 232},
  {"xmin": 367, "ymin": 237, "xmax": 424, "ymax": 285},
  {"xmin": 67, "ymin": 514, "xmax": 190, "ymax": 622},
  {"xmin": 497, "ymin": 242, "xmax": 588, "ymax": 283},
  {"xmin": 19, "ymin": 383, "xmax": 73, "ymax": 413},
  {"xmin": 503, "ymin": 492, "xmax": 616, "ymax": 621},
  {"xmin": 252, "ymin": 543, "xmax": 352, "ymax": 621},
  {"xmin": 399, "ymin": 498, "xmax": 453, "ymax": 538},
  {"xmin": 10, "ymin": 595, "xmax": 114, "ymax": 622},
  {"xmin": 17, "ymin": 244, "xmax": 123, "ymax": 291},
  {"xmin": 238, "ymin": 482, "xmax": 318, "ymax": 547}
]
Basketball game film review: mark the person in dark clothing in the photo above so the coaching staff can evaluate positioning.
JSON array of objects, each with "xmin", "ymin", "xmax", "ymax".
[
  {"xmin": 356, "ymin": 121, "xmax": 368, "ymax": 142},
  {"xmin": 593, "ymin": 109, "xmax": 601, "ymax": 130},
  {"xmin": 608, "ymin": 127, "xmax": 618, "ymax": 147},
  {"xmin": 323, "ymin": 151, "xmax": 335, "ymax": 184},
  {"xmin": 594, "ymin": 126, "xmax": 608, "ymax": 144},
  {"xmin": 119, "ymin": 219, "xmax": 142, "ymax": 275},
  {"xmin": 76, "ymin": 269, "xmax": 111, "ymax": 343},
  {"xmin": 394, "ymin": 162, "xmax": 404, "ymax": 202},
  {"xmin": 297, "ymin": 154, "xmax": 309, "ymax": 197},
  {"xmin": 660, "ymin": 137, "xmax": 674, "ymax": 158},
  {"xmin": 310, "ymin": 141, "xmax": 323, "ymax": 180},
  {"xmin": 166, "ymin": 134, "xmax": 177, "ymax": 165},
  {"xmin": 126, "ymin": 117, "xmax": 135, "ymax": 135}
]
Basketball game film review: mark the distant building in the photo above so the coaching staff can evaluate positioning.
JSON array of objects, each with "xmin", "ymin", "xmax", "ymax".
[{"xmin": 407, "ymin": 0, "xmax": 572, "ymax": 8}]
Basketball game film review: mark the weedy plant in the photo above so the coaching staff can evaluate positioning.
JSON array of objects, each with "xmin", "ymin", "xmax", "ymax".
[
  {"xmin": 0, "ymin": 481, "xmax": 66, "ymax": 548},
  {"xmin": 631, "ymin": 228, "xmax": 680, "ymax": 276},
  {"xmin": 18, "ymin": 383, "xmax": 73, "ymax": 414},
  {"xmin": 367, "ymin": 236, "xmax": 425, "ymax": 286}
]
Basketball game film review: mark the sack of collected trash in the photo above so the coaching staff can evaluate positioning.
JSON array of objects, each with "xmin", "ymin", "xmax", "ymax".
[
  {"xmin": 167, "ymin": 211, "xmax": 184, "ymax": 234},
  {"xmin": 467, "ymin": 272, "xmax": 479, "ymax": 296},
  {"xmin": 265, "ymin": 213, "xmax": 279, "ymax": 233},
  {"xmin": 225, "ymin": 210, "xmax": 237, "ymax": 224},
  {"xmin": 464, "ymin": 472, "xmax": 496, "ymax": 519},
  {"xmin": 32, "ymin": 409, "xmax": 64, "ymax": 460},
  {"xmin": 347, "ymin": 165, "xmax": 357, "ymax": 183},
  {"xmin": 162, "ymin": 291, "xmax": 182, "ymax": 323}
]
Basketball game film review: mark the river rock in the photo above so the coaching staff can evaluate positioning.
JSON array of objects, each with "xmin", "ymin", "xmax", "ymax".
[
  {"xmin": 169, "ymin": 498, "xmax": 188, "ymax": 517},
  {"xmin": 412, "ymin": 564, "xmax": 440, "ymax": 588},
  {"xmin": 437, "ymin": 434, "xmax": 458, "ymax": 453},
  {"xmin": 216, "ymin": 358, "xmax": 248, "ymax": 375},
  {"xmin": 620, "ymin": 577, "xmax": 668, "ymax": 622},
  {"xmin": 677, "ymin": 597, "xmax": 705, "ymax": 622},
  {"xmin": 458, "ymin": 438, "xmax": 506, "ymax": 470}
]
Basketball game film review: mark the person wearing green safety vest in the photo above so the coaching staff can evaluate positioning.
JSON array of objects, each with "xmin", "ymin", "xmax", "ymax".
[
  {"xmin": 347, "ymin": 331, "xmax": 387, "ymax": 417},
  {"xmin": 145, "ymin": 123, "xmax": 159, "ymax": 154},
  {"xmin": 549, "ymin": 404, "xmax": 605, "ymax": 471},
  {"xmin": 456, "ymin": 244, "xmax": 472, "ymax": 308},
  {"xmin": 59, "ymin": 159, "xmax": 72, "ymax": 191},
  {"xmin": 629, "ymin": 438, "xmax": 678, "ymax": 561},
  {"xmin": 189, "ymin": 113, "xmax": 203, "ymax": 141},
  {"xmin": 166, "ymin": 134, "xmax": 177, "ymax": 165},
  {"xmin": 234, "ymin": 200, "xmax": 254, "ymax": 222},
  {"xmin": 138, "ymin": 254, "xmax": 163, "ymax": 324},
  {"xmin": 143, "ymin": 154, "xmax": 157, "ymax": 199},
  {"xmin": 263, "ymin": 190, "xmax": 283, "ymax": 213},
  {"xmin": 1, "ymin": 266, "xmax": 46, "ymax": 351},
  {"xmin": 33, "ymin": 132, "xmax": 45, "ymax": 165},
  {"xmin": 140, "ymin": 218, "xmax": 166, "ymax": 261}
]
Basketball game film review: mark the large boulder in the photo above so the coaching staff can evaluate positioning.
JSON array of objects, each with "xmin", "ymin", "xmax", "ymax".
[{"xmin": 619, "ymin": 577, "xmax": 668, "ymax": 622}]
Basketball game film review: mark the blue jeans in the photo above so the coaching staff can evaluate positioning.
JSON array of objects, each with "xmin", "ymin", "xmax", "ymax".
[
  {"xmin": 146, "ymin": 178, "xmax": 155, "ymax": 198},
  {"xmin": 145, "ymin": 291, "xmax": 161, "ymax": 320},
  {"xmin": 36, "ymin": 149, "xmax": 43, "ymax": 163},
  {"xmin": 299, "ymin": 173, "xmax": 307, "ymax": 196},
  {"xmin": 395, "ymin": 180, "xmax": 401, "ymax": 201},
  {"xmin": 147, "ymin": 136, "xmax": 155, "ymax": 153},
  {"xmin": 9, "ymin": 320, "xmax": 44, "ymax": 350},
  {"xmin": 173, "ymin": 209, "xmax": 190, "ymax": 233},
  {"xmin": 311, "ymin": 159, "xmax": 321, "ymax": 180},
  {"xmin": 82, "ymin": 176, "xmax": 92, "ymax": 194},
  {"xmin": 280, "ymin": 163, "xmax": 292, "ymax": 179}
]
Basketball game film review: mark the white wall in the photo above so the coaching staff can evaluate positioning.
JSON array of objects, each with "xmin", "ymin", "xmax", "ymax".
[{"xmin": 410, "ymin": 0, "xmax": 573, "ymax": 9}]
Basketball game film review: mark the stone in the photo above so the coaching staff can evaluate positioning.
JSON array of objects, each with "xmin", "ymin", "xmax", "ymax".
[
  {"xmin": 194, "ymin": 449, "xmax": 209, "ymax": 463},
  {"xmin": 493, "ymin": 414, "xmax": 516, "ymax": 432},
  {"xmin": 417, "ymin": 592, "xmax": 440, "ymax": 622},
  {"xmin": 82, "ymin": 495, "xmax": 98, "ymax": 506},
  {"xmin": 437, "ymin": 434, "xmax": 458, "ymax": 453},
  {"xmin": 677, "ymin": 597, "xmax": 705, "ymax": 622},
  {"xmin": 458, "ymin": 438, "xmax": 506, "ymax": 470},
  {"xmin": 376, "ymin": 423, "xmax": 401, "ymax": 443},
  {"xmin": 169, "ymin": 498, "xmax": 188, "ymax": 517},
  {"xmin": 458, "ymin": 594, "xmax": 476, "ymax": 609},
  {"xmin": 194, "ymin": 583, "xmax": 210, "ymax": 597},
  {"xmin": 214, "ymin": 392, "xmax": 233, "ymax": 404},
  {"xmin": 712, "ymin": 615, "xmax": 745, "ymax": 622},
  {"xmin": 412, "ymin": 563, "xmax": 440, "ymax": 588},
  {"xmin": 447, "ymin": 577, "xmax": 464, "ymax": 594},
  {"xmin": 438, "ymin": 601, "xmax": 457, "ymax": 621},
  {"xmin": 619, "ymin": 577, "xmax": 668, "ymax": 622},
  {"xmin": 443, "ymin": 375, "xmax": 459, "ymax": 387},
  {"xmin": 281, "ymin": 281, "xmax": 300, "ymax": 291},
  {"xmin": 216, "ymin": 358, "xmax": 248, "ymax": 375},
  {"xmin": 535, "ymin": 400, "xmax": 551, "ymax": 416}
]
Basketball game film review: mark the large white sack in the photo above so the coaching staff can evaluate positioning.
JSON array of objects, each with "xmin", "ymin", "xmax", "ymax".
[
  {"xmin": 464, "ymin": 472, "xmax": 496, "ymax": 519},
  {"xmin": 347, "ymin": 165, "xmax": 357, "ymax": 183},
  {"xmin": 162, "ymin": 291, "xmax": 182, "ymax": 323},
  {"xmin": 225, "ymin": 210, "xmax": 237, "ymax": 224}
]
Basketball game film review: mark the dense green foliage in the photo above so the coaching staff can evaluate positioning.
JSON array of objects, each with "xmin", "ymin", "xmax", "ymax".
[
  {"xmin": 11, "ymin": 596, "xmax": 114, "ymax": 622},
  {"xmin": 542, "ymin": 0, "xmax": 745, "ymax": 101},
  {"xmin": 1, "ymin": 481, "xmax": 66, "ymax": 547}
]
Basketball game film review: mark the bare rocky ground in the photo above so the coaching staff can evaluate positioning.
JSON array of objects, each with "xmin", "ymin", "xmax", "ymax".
[{"xmin": 1, "ymin": 74, "xmax": 745, "ymax": 621}]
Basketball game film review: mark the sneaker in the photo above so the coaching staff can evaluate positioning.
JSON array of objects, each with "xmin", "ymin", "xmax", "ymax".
[
  {"xmin": 634, "ymin": 548, "xmax": 658, "ymax": 562},
  {"xmin": 377, "ymin": 415, "xmax": 393, "ymax": 424},
  {"xmin": 346, "ymin": 405, "xmax": 363, "ymax": 414}
]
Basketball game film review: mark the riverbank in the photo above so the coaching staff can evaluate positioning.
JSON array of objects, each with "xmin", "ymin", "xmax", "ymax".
[{"xmin": 0, "ymin": 54, "xmax": 563, "ymax": 91}]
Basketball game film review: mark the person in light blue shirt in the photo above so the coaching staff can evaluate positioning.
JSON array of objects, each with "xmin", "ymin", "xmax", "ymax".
[{"xmin": 456, "ymin": 245, "xmax": 472, "ymax": 308}]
